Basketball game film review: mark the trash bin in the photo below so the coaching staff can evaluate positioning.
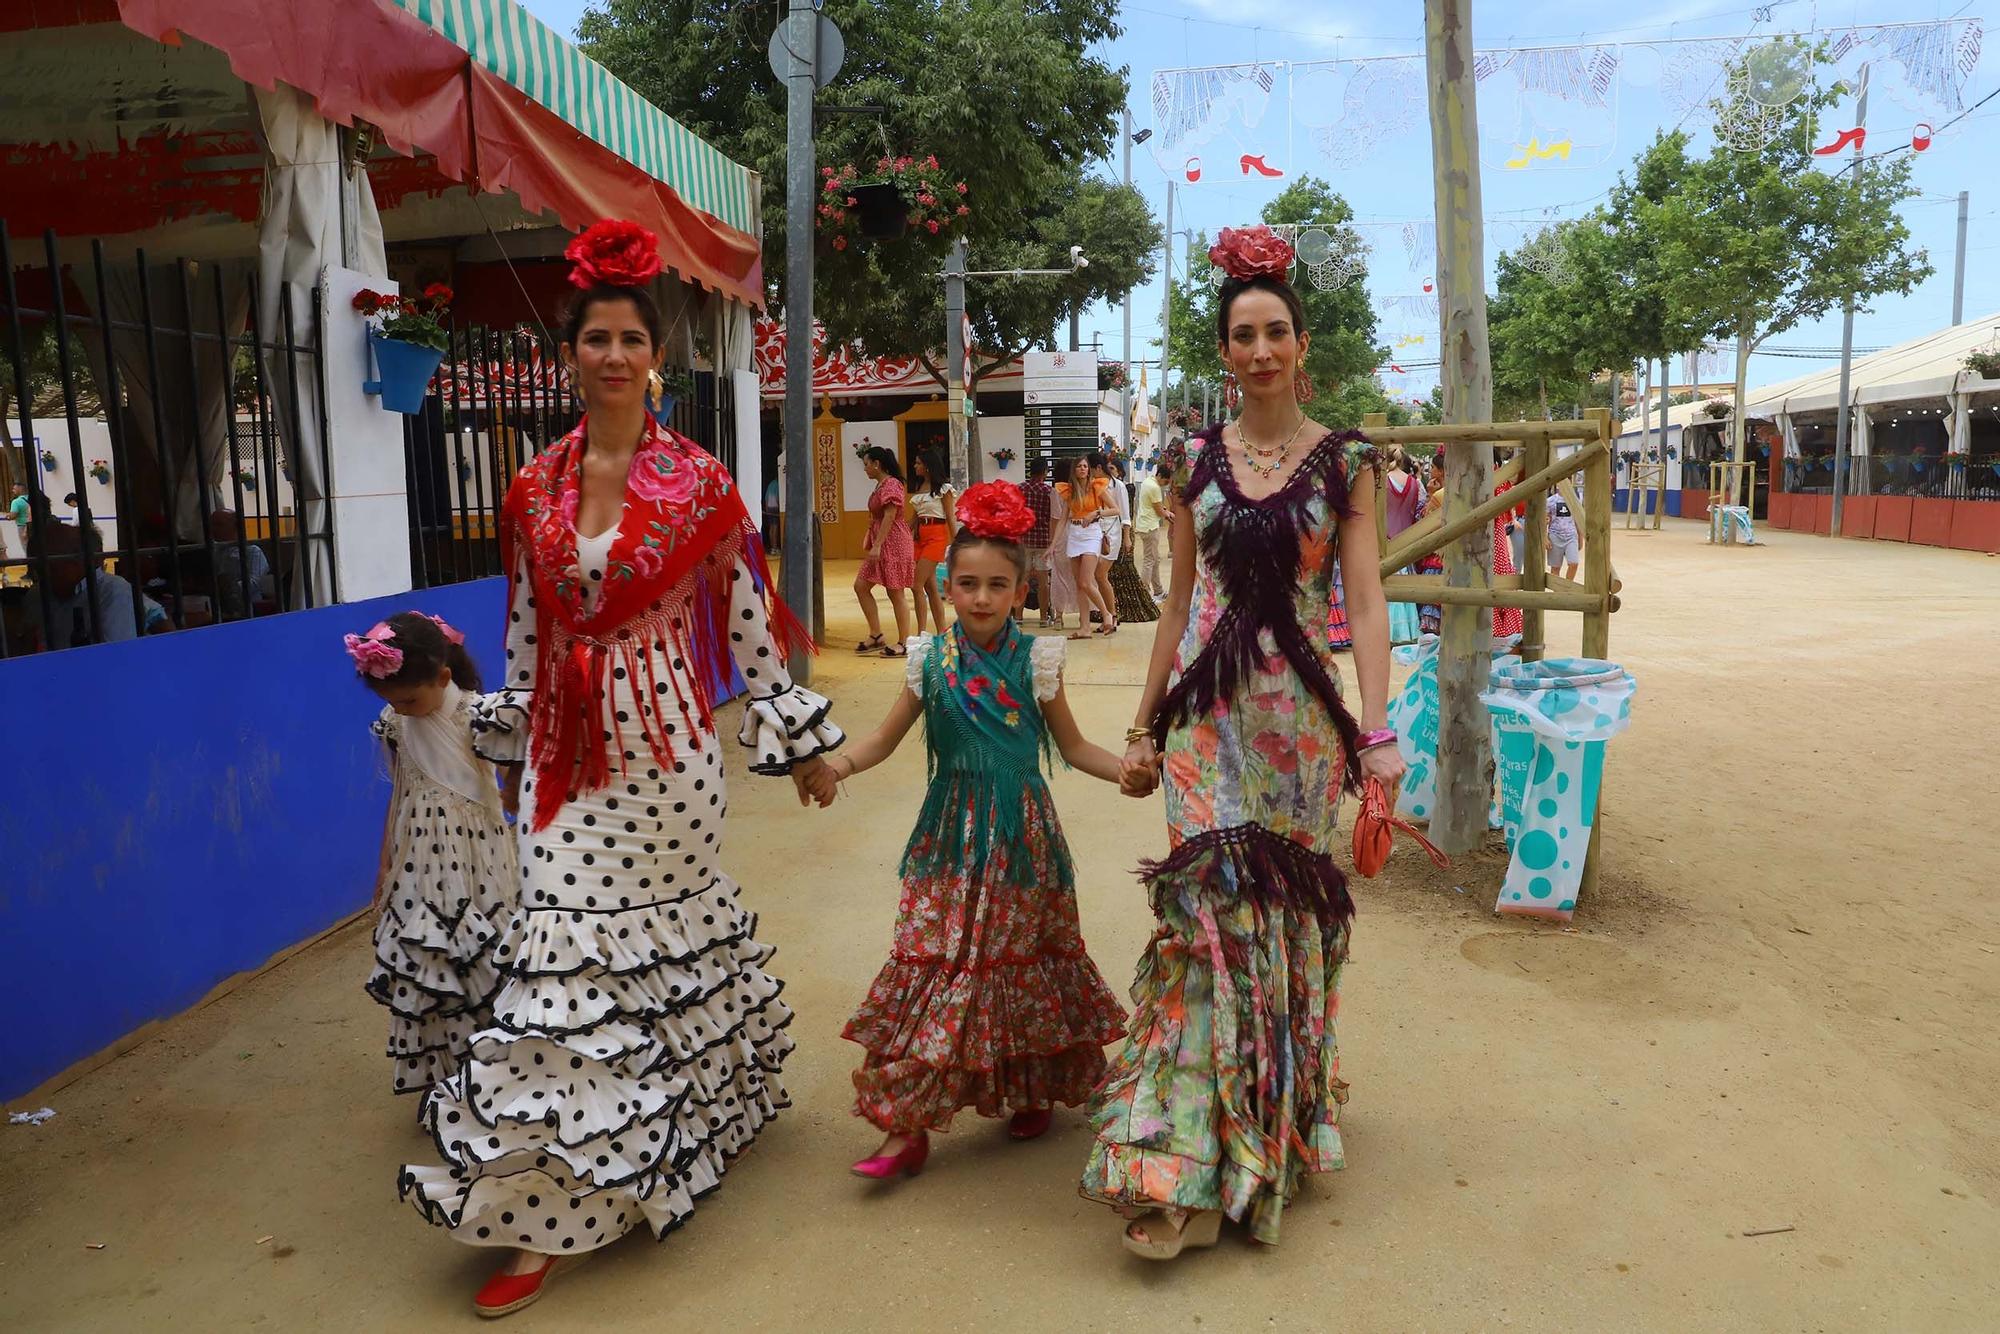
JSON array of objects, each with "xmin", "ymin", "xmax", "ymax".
[
  {"xmin": 1481, "ymin": 658, "xmax": 1636, "ymax": 920},
  {"xmin": 1388, "ymin": 633, "xmax": 1520, "ymax": 824}
]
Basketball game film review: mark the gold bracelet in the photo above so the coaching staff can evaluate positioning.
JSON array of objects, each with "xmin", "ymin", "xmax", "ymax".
[{"xmin": 1124, "ymin": 726, "xmax": 1154, "ymax": 744}]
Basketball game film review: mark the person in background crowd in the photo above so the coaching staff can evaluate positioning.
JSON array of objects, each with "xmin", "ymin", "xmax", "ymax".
[
  {"xmin": 209, "ymin": 509, "xmax": 272, "ymax": 619},
  {"xmin": 854, "ymin": 446, "xmax": 916, "ymax": 658},
  {"xmin": 9, "ymin": 482, "xmax": 29, "ymax": 536},
  {"xmin": 907, "ymin": 449, "xmax": 957, "ymax": 636},
  {"xmin": 1017, "ymin": 456, "xmax": 1057, "ymax": 626},
  {"xmin": 1103, "ymin": 458, "xmax": 1159, "ymax": 626},
  {"xmin": 1051, "ymin": 454, "xmax": 1116, "ymax": 639},
  {"xmin": 1090, "ymin": 455, "xmax": 1128, "ymax": 627},
  {"xmin": 1134, "ymin": 464, "xmax": 1171, "ymax": 599},
  {"xmin": 41, "ymin": 522, "xmax": 168, "ymax": 649},
  {"xmin": 1548, "ymin": 479, "xmax": 1581, "ymax": 582}
]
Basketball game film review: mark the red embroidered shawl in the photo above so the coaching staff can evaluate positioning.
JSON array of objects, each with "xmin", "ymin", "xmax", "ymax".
[{"xmin": 500, "ymin": 417, "xmax": 809, "ymax": 830}]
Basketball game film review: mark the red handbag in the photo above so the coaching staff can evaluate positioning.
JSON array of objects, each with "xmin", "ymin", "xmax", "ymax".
[{"xmin": 1351, "ymin": 776, "xmax": 1451, "ymax": 878}]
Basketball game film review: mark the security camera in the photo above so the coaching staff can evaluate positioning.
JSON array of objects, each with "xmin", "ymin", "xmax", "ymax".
[{"xmin": 1070, "ymin": 245, "xmax": 1089, "ymax": 269}]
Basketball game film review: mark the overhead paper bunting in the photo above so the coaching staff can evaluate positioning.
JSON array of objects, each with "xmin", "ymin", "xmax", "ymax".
[{"xmin": 1474, "ymin": 44, "xmax": 1622, "ymax": 170}]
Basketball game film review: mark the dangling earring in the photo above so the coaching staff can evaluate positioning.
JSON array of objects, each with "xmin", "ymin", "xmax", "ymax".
[
  {"xmin": 1294, "ymin": 369, "xmax": 1315, "ymax": 405},
  {"xmin": 1222, "ymin": 370, "xmax": 1241, "ymax": 413}
]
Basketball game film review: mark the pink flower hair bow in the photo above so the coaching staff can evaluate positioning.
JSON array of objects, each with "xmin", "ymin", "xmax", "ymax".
[
  {"xmin": 344, "ymin": 623, "xmax": 405, "ymax": 679},
  {"xmin": 425, "ymin": 614, "xmax": 465, "ymax": 645}
]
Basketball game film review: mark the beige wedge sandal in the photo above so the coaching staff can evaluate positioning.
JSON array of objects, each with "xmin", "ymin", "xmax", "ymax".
[{"xmin": 1121, "ymin": 1208, "xmax": 1222, "ymax": 1261}]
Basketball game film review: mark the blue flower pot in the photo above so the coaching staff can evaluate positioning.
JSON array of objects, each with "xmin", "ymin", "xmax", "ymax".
[
  {"xmin": 364, "ymin": 332, "xmax": 446, "ymax": 414},
  {"xmin": 650, "ymin": 392, "xmax": 677, "ymax": 425}
]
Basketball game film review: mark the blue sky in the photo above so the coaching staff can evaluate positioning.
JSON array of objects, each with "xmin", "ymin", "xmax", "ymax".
[{"xmin": 522, "ymin": 0, "xmax": 1996, "ymax": 401}]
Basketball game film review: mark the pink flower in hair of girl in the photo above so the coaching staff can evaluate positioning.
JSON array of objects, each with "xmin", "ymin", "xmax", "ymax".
[{"xmin": 345, "ymin": 623, "xmax": 405, "ymax": 678}]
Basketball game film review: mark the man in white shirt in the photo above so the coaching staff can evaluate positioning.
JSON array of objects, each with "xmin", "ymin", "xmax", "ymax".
[
  {"xmin": 1134, "ymin": 463, "xmax": 1171, "ymax": 597},
  {"xmin": 40, "ymin": 523, "xmax": 167, "ymax": 649}
]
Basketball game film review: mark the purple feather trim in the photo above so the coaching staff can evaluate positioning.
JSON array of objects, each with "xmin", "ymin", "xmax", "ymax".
[
  {"xmin": 1150, "ymin": 426, "xmax": 1368, "ymax": 792},
  {"xmin": 1138, "ymin": 822, "xmax": 1355, "ymax": 930}
]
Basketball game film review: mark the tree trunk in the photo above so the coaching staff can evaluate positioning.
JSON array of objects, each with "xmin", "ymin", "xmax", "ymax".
[
  {"xmin": 1425, "ymin": 0, "xmax": 1495, "ymax": 856},
  {"xmin": 1537, "ymin": 375, "xmax": 1549, "ymax": 420}
]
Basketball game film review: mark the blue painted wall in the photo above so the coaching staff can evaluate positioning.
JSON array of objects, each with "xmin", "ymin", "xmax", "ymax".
[{"xmin": 1, "ymin": 580, "xmax": 512, "ymax": 1098}]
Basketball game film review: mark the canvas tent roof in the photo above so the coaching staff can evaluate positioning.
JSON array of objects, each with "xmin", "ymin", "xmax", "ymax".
[
  {"xmin": 2, "ymin": 0, "xmax": 763, "ymax": 306},
  {"xmin": 1741, "ymin": 313, "xmax": 2000, "ymax": 418}
]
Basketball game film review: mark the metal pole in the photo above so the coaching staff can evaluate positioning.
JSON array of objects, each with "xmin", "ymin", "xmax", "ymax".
[
  {"xmin": 780, "ymin": 0, "xmax": 817, "ymax": 678},
  {"xmin": 1157, "ymin": 180, "xmax": 1174, "ymax": 456},
  {"xmin": 1831, "ymin": 65, "xmax": 1869, "ymax": 539},
  {"xmin": 945, "ymin": 237, "xmax": 970, "ymax": 488},
  {"xmin": 1953, "ymin": 189, "xmax": 1969, "ymax": 326},
  {"xmin": 1121, "ymin": 109, "xmax": 1134, "ymax": 459}
]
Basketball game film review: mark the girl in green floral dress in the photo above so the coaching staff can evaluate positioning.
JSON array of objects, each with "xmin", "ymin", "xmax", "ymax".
[
  {"xmin": 1084, "ymin": 227, "xmax": 1406, "ymax": 1259},
  {"xmin": 809, "ymin": 482, "xmax": 1130, "ymax": 1178}
]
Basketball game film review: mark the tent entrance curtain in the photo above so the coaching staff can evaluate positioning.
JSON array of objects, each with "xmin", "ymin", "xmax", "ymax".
[{"xmin": 253, "ymin": 82, "xmax": 386, "ymax": 609}]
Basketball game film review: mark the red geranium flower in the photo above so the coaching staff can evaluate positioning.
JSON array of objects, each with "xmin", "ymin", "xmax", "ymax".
[
  {"xmin": 954, "ymin": 480, "xmax": 1036, "ymax": 542},
  {"xmin": 423, "ymin": 282, "xmax": 454, "ymax": 304},
  {"xmin": 564, "ymin": 219, "xmax": 663, "ymax": 290}
]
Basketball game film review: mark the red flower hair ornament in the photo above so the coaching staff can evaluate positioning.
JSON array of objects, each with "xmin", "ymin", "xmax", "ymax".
[
  {"xmin": 565, "ymin": 220, "xmax": 663, "ymax": 290},
  {"xmin": 955, "ymin": 480, "xmax": 1037, "ymax": 542},
  {"xmin": 1209, "ymin": 225, "xmax": 1295, "ymax": 282}
]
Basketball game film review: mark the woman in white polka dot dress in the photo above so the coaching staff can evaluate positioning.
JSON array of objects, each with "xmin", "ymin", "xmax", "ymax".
[{"xmin": 397, "ymin": 221, "xmax": 841, "ymax": 1319}]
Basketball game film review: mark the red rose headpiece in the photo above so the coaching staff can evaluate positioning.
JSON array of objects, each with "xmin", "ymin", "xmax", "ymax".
[
  {"xmin": 565, "ymin": 220, "xmax": 663, "ymax": 290},
  {"xmin": 955, "ymin": 480, "xmax": 1036, "ymax": 542},
  {"xmin": 1209, "ymin": 225, "xmax": 1294, "ymax": 282}
]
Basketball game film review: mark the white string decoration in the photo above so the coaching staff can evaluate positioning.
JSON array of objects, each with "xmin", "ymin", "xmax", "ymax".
[
  {"xmin": 1826, "ymin": 20, "xmax": 1984, "ymax": 114},
  {"xmin": 1474, "ymin": 44, "xmax": 1623, "ymax": 170},
  {"xmin": 1293, "ymin": 58, "xmax": 1428, "ymax": 170}
]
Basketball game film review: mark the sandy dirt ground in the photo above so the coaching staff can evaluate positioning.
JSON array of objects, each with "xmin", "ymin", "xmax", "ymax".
[{"xmin": 5, "ymin": 521, "xmax": 1999, "ymax": 1333}]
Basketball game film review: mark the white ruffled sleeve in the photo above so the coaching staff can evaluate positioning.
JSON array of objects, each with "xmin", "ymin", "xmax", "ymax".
[
  {"xmin": 468, "ymin": 690, "xmax": 530, "ymax": 765},
  {"xmin": 1029, "ymin": 635, "xmax": 1066, "ymax": 703},
  {"xmin": 726, "ymin": 542, "xmax": 845, "ymax": 775},
  {"xmin": 903, "ymin": 635, "xmax": 931, "ymax": 696}
]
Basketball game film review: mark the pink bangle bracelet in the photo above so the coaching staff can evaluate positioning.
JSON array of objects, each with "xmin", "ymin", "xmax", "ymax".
[{"xmin": 1357, "ymin": 729, "xmax": 1397, "ymax": 751}]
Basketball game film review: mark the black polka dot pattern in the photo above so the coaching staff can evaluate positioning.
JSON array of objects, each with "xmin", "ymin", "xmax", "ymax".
[{"xmin": 397, "ymin": 531, "xmax": 807, "ymax": 1254}]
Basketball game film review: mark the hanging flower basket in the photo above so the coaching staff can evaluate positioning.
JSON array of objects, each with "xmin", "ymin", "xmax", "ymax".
[
  {"xmin": 355, "ymin": 284, "xmax": 453, "ymax": 414},
  {"xmin": 87, "ymin": 459, "xmax": 110, "ymax": 484},
  {"xmin": 818, "ymin": 156, "xmax": 970, "ymax": 249},
  {"xmin": 1098, "ymin": 362, "xmax": 1129, "ymax": 392},
  {"xmin": 651, "ymin": 367, "xmax": 695, "ymax": 420},
  {"xmin": 1963, "ymin": 348, "xmax": 2000, "ymax": 380},
  {"xmin": 1700, "ymin": 398, "xmax": 1730, "ymax": 420},
  {"xmin": 39, "ymin": 449, "xmax": 57, "ymax": 472},
  {"xmin": 236, "ymin": 467, "xmax": 257, "ymax": 492},
  {"xmin": 988, "ymin": 447, "xmax": 1017, "ymax": 471}
]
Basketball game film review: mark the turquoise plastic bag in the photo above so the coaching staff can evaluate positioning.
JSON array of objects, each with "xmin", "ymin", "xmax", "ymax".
[{"xmin": 1481, "ymin": 658, "xmax": 1636, "ymax": 920}]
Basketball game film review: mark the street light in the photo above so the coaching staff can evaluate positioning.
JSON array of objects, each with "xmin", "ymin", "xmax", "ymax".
[{"xmin": 940, "ymin": 240, "xmax": 1092, "ymax": 487}]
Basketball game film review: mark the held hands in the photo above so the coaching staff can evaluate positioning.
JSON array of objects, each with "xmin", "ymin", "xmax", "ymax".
[
  {"xmin": 1119, "ymin": 736, "xmax": 1161, "ymax": 798},
  {"xmin": 792, "ymin": 755, "xmax": 839, "ymax": 809},
  {"xmin": 500, "ymin": 766, "xmax": 523, "ymax": 819}
]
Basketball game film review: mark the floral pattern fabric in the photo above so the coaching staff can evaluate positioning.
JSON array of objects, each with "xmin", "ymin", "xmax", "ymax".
[
  {"xmin": 1081, "ymin": 429, "xmax": 1374, "ymax": 1245},
  {"xmin": 842, "ymin": 627, "xmax": 1126, "ymax": 1133}
]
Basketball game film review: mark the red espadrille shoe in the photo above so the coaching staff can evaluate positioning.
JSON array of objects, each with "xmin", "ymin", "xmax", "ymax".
[
  {"xmin": 1006, "ymin": 1108, "xmax": 1053, "ymax": 1141},
  {"xmin": 473, "ymin": 1255, "xmax": 571, "ymax": 1319}
]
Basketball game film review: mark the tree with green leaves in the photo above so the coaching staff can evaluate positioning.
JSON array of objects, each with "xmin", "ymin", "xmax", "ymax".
[
  {"xmin": 577, "ymin": 0, "xmax": 1156, "ymax": 390},
  {"xmin": 1163, "ymin": 178, "xmax": 1400, "ymax": 428},
  {"xmin": 1487, "ymin": 221, "xmax": 1608, "ymax": 420},
  {"xmin": 1653, "ymin": 44, "xmax": 1931, "ymax": 461}
]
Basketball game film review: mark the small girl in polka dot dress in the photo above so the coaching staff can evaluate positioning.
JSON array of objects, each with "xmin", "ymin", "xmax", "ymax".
[{"xmin": 349, "ymin": 611, "xmax": 520, "ymax": 1096}]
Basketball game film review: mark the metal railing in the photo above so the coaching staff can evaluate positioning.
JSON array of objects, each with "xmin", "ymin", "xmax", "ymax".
[
  {"xmin": 404, "ymin": 326, "xmax": 735, "ymax": 590},
  {"xmin": 1783, "ymin": 453, "xmax": 2000, "ymax": 500},
  {"xmin": 2, "ymin": 227, "xmax": 332, "ymax": 657}
]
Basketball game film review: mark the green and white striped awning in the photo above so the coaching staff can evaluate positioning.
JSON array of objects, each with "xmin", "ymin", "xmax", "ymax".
[{"xmin": 387, "ymin": 0, "xmax": 758, "ymax": 236}]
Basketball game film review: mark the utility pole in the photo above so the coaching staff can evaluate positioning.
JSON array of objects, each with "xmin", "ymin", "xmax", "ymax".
[
  {"xmin": 1156, "ymin": 179, "xmax": 1174, "ymax": 456},
  {"xmin": 1831, "ymin": 63, "xmax": 1868, "ymax": 539},
  {"xmin": 1953, "ymin": 189, "xmax": 1969, "ymax": 326},
  {"xmin": 1424, "ymin": 0, "xmax": 1495, "ymax": 856},
  {"xmin": 779, "ymin": 0, "xmax": 817, "ymax": 681},
  {"xmin": 945, "ymin": 237, "xmax": 970, "ymax": 488},
  {"xmin": 1121, "ymin": 109, "xmax": 1135, "ymax": 461}
]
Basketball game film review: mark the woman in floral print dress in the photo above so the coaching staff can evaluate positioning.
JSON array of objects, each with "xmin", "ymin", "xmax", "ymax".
[{"xmin": 1083, "ymin": 227, "xmax": 1405, "ymax": 1259}]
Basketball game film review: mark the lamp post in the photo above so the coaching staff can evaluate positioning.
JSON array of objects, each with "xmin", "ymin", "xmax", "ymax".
[
  {"xmin": 1122, "ymin": 115, "xmax": 1151, "ymax": 486},
  {"xmin": 942, "ymin": 244, "xmax": 1090, "ymax": 488}
]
